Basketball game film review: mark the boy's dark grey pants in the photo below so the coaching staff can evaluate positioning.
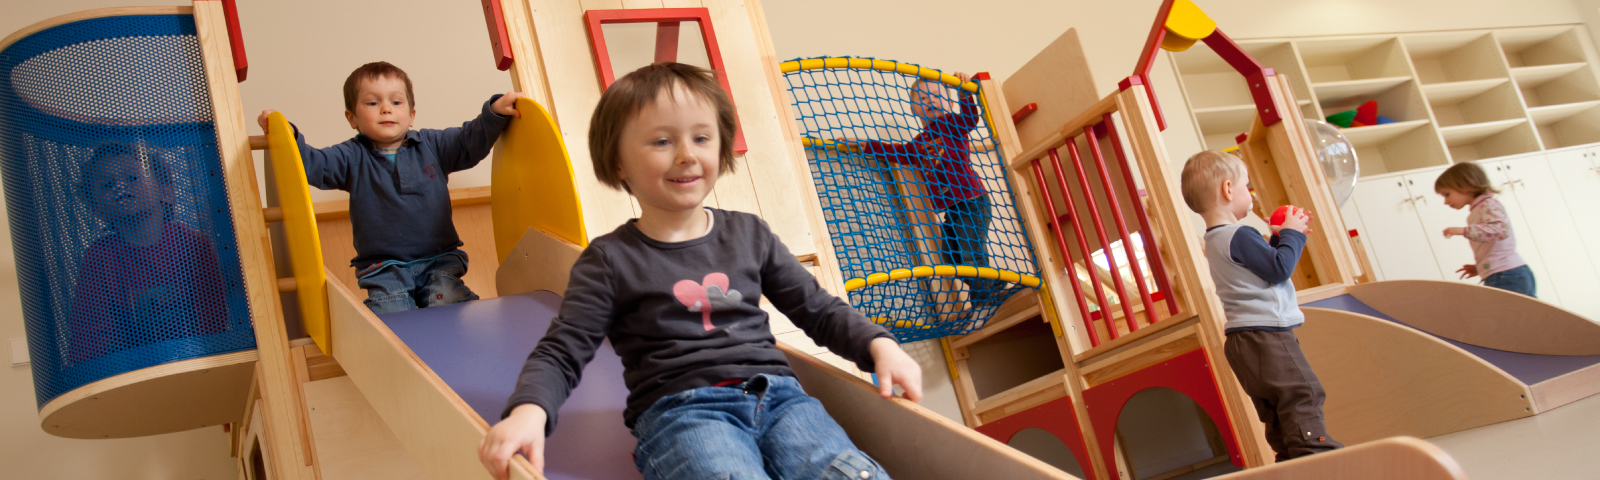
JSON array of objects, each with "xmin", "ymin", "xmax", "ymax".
[{"xmin": 1223, "ymin": 329, "xmax": 1344, "ymax": 461}]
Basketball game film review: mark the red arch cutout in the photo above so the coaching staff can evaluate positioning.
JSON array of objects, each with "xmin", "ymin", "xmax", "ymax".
[
  {"xmin": 974, "ymin": 396, "xmax": 1099, "ymax": 480},
  {"xmin": 1081, "ymin": 348, "xmax": 1243, "ymax": 477}
]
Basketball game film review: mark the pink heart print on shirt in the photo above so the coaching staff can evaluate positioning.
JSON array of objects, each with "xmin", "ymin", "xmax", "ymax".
[{"xmin": 672, "ymin": 272, "xmax": 744, "ymax": 331}]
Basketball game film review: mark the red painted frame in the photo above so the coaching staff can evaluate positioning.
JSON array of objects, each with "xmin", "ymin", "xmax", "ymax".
[
  {"xmin": 974, "ymin": 396, "xmax": 1099, "ymax": 480},
  {"xmin": 480, "ymin": 0, "xmax": 514, "ymax": 71},
  {"xmin": 1123, "ymin": 0, "xmax": 1279, "ymax": 131},
  {"xmin": 1082, "ymin": 348, "xmax": 1243, "ymax": 476},
  {"xmin": 202, "ymin": 0, "xmax": 248, "ymax": 82},
  {"xmin": 584, "ymin": 8, "xmax": 745, "ymax": 152}
]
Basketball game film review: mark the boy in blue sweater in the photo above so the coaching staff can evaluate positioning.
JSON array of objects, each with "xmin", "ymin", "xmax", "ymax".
[
  {"xmin": 1180, "ymin": 150, "xmax": 1342, "ymax": 461},
  {"xmin": 258, "ymin": 61, "xmax": 524, "ymax": 314}
]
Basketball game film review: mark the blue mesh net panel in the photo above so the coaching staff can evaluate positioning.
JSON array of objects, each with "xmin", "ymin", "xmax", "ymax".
[
  {"xmin": 0, "ymin": 15, "xmax": 256, "ymax": 409},
  {"xmin": 784, "ymin": 58, "xmax": 1042, "ymax": 342}
]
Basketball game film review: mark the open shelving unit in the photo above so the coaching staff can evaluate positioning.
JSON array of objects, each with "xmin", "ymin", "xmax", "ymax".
[{"xmin": 1171, "ymin": 24, "xmax": 1600, "ymax": 175}]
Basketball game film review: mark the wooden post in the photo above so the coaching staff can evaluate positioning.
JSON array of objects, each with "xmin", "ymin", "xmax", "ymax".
[
  {"xmin": 1115, "ymin": 85, "xmax": 1271, "ymax": 468},
  {"xmin": 193, "ymin": 2, "xmax": 318, "ymax": 478}
]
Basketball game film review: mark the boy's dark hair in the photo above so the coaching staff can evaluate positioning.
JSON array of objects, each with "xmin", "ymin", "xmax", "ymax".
[
  {"xmin": 343, "ymin": 61, "xmax": 415, "ymax": 113},
  {"xmin": 588, "ymin": 62, "xmax": 738, "ymax": 192},
  {"xmin": 1434, "ymin": 162, "xmax": 1498, "ymax": 197}
]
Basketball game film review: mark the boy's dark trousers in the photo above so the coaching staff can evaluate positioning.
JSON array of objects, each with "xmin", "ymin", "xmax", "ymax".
[{"xmin": 1223, "ymin": 329, "xmax": 1343, "ymax": 461}]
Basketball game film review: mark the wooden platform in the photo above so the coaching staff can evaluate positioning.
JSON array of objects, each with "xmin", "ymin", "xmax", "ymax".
[{"xmin": 1299, "ymin": 280, "xmax": 1600, "ymax": 444}]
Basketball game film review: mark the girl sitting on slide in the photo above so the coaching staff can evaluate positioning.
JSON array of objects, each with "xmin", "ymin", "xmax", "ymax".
[{"xmin": 478, "ymin": 62, "xmax": 922, "ymax": 480}]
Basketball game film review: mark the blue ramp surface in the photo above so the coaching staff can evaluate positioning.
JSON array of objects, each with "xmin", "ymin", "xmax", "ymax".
[{"xmin": 381, "ymin": 292, "xmax": 642, "ymax": 480}]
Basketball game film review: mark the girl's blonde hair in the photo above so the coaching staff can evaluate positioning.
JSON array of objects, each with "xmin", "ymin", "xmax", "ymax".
[{"xmin": 1433, "ymin": 162, "xmax": 1498, "ymax": 197}]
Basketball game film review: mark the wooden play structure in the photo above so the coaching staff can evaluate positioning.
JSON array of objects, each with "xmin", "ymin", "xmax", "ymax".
[{"xmin": 0, "ymin": 1, "xmax": 1488, "ymax": 479}]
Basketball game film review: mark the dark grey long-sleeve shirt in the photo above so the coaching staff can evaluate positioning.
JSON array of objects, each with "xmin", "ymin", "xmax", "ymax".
[
  {"xmin": 504, "ymin": 208, "xmax": 893, "ymax": 434},
  {"xmin": 292, "ymin": 95, "xmax": 509, "ymax": 269}
]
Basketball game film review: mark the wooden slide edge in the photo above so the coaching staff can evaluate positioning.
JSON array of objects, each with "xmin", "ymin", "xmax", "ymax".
[
  {"xmin": 1211, "ymin": 436, "xmax": 1466, "ymax": 480},
  {"xmin": 325, "ymin": 270, "xmax": 542, "ymax": 480},
  {"xmin": 778, "ymin": 341, "xmax": 1080, "ymax": 480},
  {"xmin": 496, "ymin": 227, "xmax": 585, "ymax": 298},
  {"xmin": 1348, "ymin": 280, "xmax": 1600, "ymax": 355},
  {"xmin": 1299, "ymin": 307, "xmax": 1534, "ymax": 444}
]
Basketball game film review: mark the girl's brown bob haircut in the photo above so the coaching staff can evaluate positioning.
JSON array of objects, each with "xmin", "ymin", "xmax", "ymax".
[
  {"xmin": 588, "ymin": 62, "xmax": 739, "ymax": 192},
  {"xmin": 1434, "ymin": 162, "xmax": 1498, "ymax": 197}
]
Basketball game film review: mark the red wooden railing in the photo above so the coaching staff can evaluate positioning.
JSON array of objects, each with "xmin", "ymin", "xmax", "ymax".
[{"xmin": 1020, "ymin": 113, "xmax": 1178, "ymax": 347}]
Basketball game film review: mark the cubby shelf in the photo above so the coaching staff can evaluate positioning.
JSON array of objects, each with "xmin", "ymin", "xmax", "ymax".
[
  {"xmin": 1173, "ymin": 24, "xmax": 1600, "ymax": 176},
  {"xmin": 1312, "ymin": 76, "xmax": 1413, "ymax": 104},
  {"xmin": 1440, "ymin": 119, "xmax": 1527, "ymax": 145},
  {"xmin": 1342, "ymin": 119, "xmax": 1430, "ymax": 147},
  {"xmin": 1423, "ymin": 79, "xmax": 1508, "ymax": 103},
  {"xmin": 1529, "ymin": 101, "xmax": 1600, "ymax": 124},
  {"xmin": 1513, "ymin": 63, "xmax": 1588, "ymax": 85}
]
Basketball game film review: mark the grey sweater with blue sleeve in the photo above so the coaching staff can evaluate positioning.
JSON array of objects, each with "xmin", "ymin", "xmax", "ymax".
[
  {"xmin": 293, "ymin": 95, "xmax": 510, "ymax": 269},
  {"xmin": 1203, "ymin": 224, "xmax": 1308, "ymax": 333}
]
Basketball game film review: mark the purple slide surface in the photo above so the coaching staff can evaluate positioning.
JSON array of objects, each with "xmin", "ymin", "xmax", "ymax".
[
  {"xmin": 381, "ymin": 292, "xmax": 643, "ymax": 480},
  {"xmin": 1306, "ymin": 294, "xmax": 1600, "ymax": 385}
]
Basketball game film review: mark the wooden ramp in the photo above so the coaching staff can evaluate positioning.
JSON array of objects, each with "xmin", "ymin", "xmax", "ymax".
[
  {"xmin": 315, "ymin": 229, "xmax": 1467, "ymax": 480},
  {"xmin": 1300, "ymin": 280, "xmax": 1600, "ymax": 444}
]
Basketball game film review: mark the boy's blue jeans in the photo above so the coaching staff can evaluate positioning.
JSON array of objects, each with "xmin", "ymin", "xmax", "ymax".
[
  {"xmin": 631, "ymin": 374, "xmax": 891, "ymax": 480},
  {"xmin": 942, "ymin": 195, "xmax": 1001, "ymax": 303},
  {"xmin": 356, "ymin": 250, "xmax": 479, "ymax": 314}
]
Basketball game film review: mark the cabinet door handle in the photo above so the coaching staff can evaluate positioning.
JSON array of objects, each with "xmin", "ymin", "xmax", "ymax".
[{"xmin": 1411, "ymin": 195, "xmax": 1427, "ymax": 205}]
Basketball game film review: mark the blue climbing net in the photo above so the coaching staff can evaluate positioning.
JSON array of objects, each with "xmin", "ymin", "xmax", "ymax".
[{"xmin": 783, "ymin": 57, "xmax": 1041, "ymax": 342}]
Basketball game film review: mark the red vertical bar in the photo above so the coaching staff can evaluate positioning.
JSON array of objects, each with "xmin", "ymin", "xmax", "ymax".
[
  {"xmin": 1031, "ymin": 159, "xmax": 1101, "ymax": 347},
  {"xmin": 1085, "ymin": 123, "xmax": 1156, "ymax": 331},
  {"xmin": 220, "ymin": 0, "xmax": 249, "ymax": 81},
  {"xmin": 1102, "ymin": 113, "xmax": 1179, "ymax": 315},
  {"xmin": 654, "ymin": 21, "xmax": 681, "ymax": 63},
  {"xmin": 1048, "ymin": 147, "xmax": 1120, "ymax": 341},
  {"xmin": 1064, "ymin": 140, "xmax": 1138, "ymax": 330}
]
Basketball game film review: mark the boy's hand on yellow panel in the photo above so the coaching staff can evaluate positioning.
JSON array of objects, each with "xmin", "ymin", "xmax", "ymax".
[
  {"xmin": 479, "ymin": 403, "xmax": 548, "ymax": 480},
  {"xmin": 256, "ymin": 110, "xmax": 276, "ymax": 133},
  {"xmin": 869, "ymin": 337, "xmax": 923, "ymax": 403},
  {"xmin": 493, "ymin": 92, "xmax": 527, "ymax": 118}
]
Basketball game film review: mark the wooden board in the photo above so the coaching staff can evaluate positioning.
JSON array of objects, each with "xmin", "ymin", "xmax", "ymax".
[
  {"xmin": 1348, "ymin": 280, "xmax": 1600, "ymax": 355},
  {"xmin": 193, "ymin": 2, "xmax": 316, "ymax": 478},
  {"xmin": 1208, "ymin": 437, "xmax": 1466, "ymax": 480},
  {"xmin": 325, "ymin": 271, "xmax": 540, "ymax": 480},
  {"xmin": 37, "ymin": 350, "xmax": 255, "ymax": 439},
  {"xmin": 303, "ymin": 377, "xmax": 427, "ymax": 480},
  {"xmin": 1113, "ymin": 86, "xmax": 1270, "ymax": 467},
  {"xmin": 495, "ymin": 227, "xmax": 586, "ymax": 297},
  {"xmin": 1298, "ymin": 307, "xmax": 1534, "ymax": 444},
  {"xmin": 1530, "ymin": 360, "xmax": 1600, "ymax": 412},
  {"xmin": 1001, "ymin": 29, "xmax": 1101, "ymax": 152},
  {"xmin": 780, "ymin": 342, "xmax": 1080, "ymax": 480}
]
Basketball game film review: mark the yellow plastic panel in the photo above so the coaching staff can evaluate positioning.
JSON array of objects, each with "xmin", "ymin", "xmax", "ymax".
[
  {"xmin": 1162, "ymin": 0, "xmax": 1217, "ymax": 52},
  {"xmin": 491, "ymin": 98, "xmax": 587, "ymax": 262},
  {"xmin": 266, "ymin": 112, "xmax": 330, "ymax": 351}
]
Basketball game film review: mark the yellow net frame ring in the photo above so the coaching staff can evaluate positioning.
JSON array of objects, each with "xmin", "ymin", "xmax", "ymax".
[
  {"xmin": 779, "ymin": 57, "xmax": 980, "ymax": 93},
  {"xmin": 843, "ymin": 265, "xmax": 1042, "ymax": 292}
]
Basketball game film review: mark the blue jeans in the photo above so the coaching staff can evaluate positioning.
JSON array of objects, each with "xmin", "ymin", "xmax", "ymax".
[
  {"xmin": 631, "ymin": 374, "xmax": 891, "ymax": 480},
  {"xmin": 942, "ymin": 195, "xmax": 1001, "ymax": 304},
  {"xmin": 1483, "ymin": 264, "xmax": 1536, "ymax": 298},
  {"xmin": 355, "ymin": 250, "xmax": 479, "ymax": 314}
]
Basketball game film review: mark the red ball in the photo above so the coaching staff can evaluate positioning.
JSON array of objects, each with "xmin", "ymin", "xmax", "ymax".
[{"xmin": 1269, "ymin": 205, "xmax": 1294, "ymax": 227}]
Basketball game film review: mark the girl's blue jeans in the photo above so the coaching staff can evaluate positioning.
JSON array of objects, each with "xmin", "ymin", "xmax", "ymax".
[
  {"xmin": 1482, "ymin": 264, "xmax": 1536, "ymax": 298},
  {"xmin": 630, "ymin": 374, "xmax": 891, "ymax": 480}
]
